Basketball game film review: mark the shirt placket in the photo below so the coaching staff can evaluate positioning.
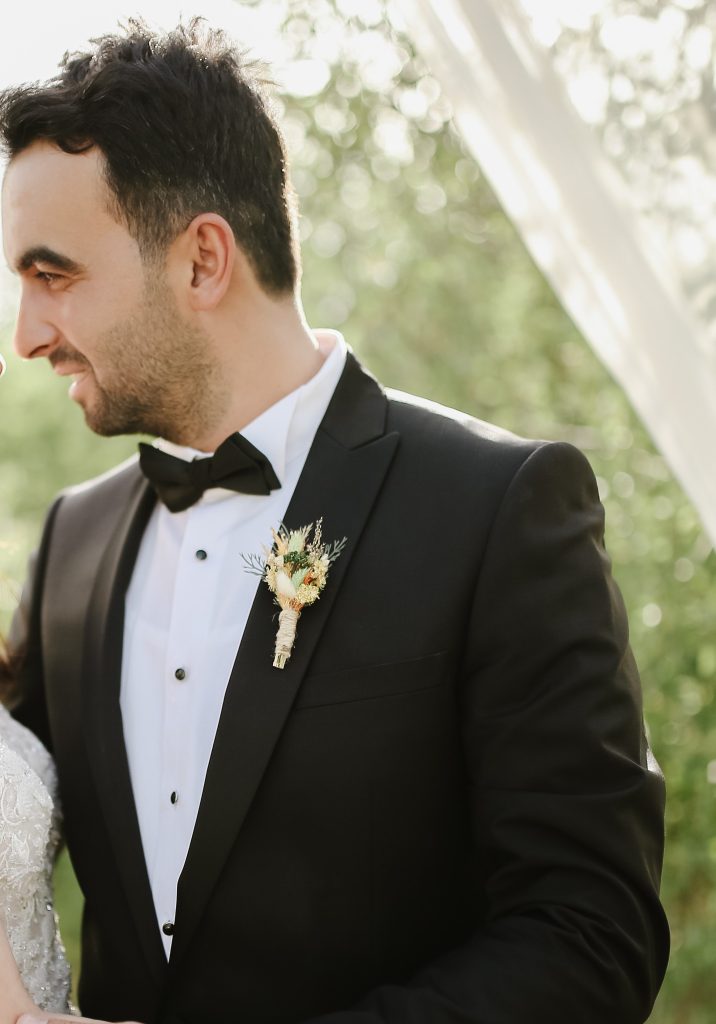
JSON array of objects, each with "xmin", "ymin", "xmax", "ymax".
[{"xmin": 155, "ymin": 505, "xmax": 211, "ymax": 953}]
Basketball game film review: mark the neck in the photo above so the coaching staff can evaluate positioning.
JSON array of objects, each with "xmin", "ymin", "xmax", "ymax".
[{"xmin": 175, "ymin": 296, "xmax": 325, "ymax": 452}]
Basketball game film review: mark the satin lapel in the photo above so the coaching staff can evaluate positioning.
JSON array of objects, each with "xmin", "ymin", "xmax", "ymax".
[
  {"xmin": 170, "ymin": 355, "xmax": 399, "ymax": 970},
  {"xmin": 82, "ymin": 475, "xmax": 168, "ymax": 983}
]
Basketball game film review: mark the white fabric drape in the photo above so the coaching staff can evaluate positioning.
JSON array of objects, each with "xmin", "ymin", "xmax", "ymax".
[{"xmin": 397, "ymin": 0, "xmax": 716, "ymax": 546}]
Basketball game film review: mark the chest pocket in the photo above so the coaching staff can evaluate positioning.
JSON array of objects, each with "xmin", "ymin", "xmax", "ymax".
[{"xmin": 293, "ymin": 650, "xmax": 450, "ymax": 710}]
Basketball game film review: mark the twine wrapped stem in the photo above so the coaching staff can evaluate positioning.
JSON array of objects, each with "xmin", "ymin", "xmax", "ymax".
[{"xmin": 273, "ymin": 606, "xmax": 301, "ymax": 668}]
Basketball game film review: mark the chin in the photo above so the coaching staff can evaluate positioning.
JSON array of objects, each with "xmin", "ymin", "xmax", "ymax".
[
  {"xmin": 85, "ymin": 405, "xmax": 162, "ymax": 439},
  {"xmin": 81, "ymin": 404, "xmax": 125, "ymax": 438}
]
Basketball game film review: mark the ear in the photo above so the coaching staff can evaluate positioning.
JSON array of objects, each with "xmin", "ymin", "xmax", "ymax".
[{"xmin": 182, "ymin": 213, "xmax": 236, "ymax": 311}]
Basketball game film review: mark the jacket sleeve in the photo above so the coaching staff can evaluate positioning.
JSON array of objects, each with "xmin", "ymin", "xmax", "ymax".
[
  {"xmin": 8, "ymin": 497, "xmax": 63, "ymax": 754},
  {"xmin": 306, "ymin": 441, "xmax": 669, "ymax": 1024}
]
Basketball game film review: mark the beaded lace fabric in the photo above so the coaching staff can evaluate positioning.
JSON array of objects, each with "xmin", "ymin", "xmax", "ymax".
[{"xmin": 0, "ymin": 703, "xmax": 71, "ymax": 1012}]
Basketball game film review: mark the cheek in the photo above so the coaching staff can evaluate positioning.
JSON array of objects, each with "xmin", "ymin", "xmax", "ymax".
[
  {"xmin": 62, "ymin": 288, "xmax": 129, "ymax": 357},
  {"xmin": 51, "ymin": 289, "xmax": 97, "ymax": 342},
  {"xmin": 92, "ymin": 312, "xmax": 144, "ymax": 380}
]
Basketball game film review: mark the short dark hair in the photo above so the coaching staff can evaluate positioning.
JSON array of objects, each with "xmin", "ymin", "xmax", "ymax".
[{"xmin": 0, "ymin": 18, "xmax": 299, "ymax": 293}]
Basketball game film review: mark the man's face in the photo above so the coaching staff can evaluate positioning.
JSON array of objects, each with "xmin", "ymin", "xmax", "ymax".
[{"xmin": 1, "ymin": 141, "xmax": 214, "ymax": 440}]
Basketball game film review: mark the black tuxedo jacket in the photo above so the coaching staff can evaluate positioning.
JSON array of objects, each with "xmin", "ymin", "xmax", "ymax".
[{"xmin": 11, "ymin": 353, "xmax": 668, "ymax": 1023}]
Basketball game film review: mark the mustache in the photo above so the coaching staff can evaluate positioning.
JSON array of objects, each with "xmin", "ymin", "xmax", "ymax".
[{"xmin": 49, "ymin": 347, "xmax": 91, "ymax": 371}]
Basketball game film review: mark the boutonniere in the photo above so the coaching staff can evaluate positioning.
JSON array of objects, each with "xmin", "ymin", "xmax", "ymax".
[{"xmin": 243, "ymin": 519, "xmax": 347, "ymax": 669}]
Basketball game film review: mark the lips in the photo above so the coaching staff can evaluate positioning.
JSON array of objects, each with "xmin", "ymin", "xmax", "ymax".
[
  {"xmin": 49, "ymin": 346, "xmax": 91, "ymax": 378},
  {"xmin": 68, "ymin": 370, "xmax": 91, "ymax": 401},
  {"xmin": 50, "ymin": 361, "xmax": 92, "ymax": 401},
  {"xmin": 52, "ymin": 364, "xmax": 89, "ymax": 377}
]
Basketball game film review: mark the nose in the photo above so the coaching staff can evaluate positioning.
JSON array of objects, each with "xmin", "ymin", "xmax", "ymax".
[{"xmin": 13, "ymin": 286, "xmax": 62, "ymax": 360}]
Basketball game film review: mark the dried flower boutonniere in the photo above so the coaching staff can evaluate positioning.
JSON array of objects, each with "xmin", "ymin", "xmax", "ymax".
[{"xmin": 243, "ymin": 519, "xmax": 347, "ymax": 669}]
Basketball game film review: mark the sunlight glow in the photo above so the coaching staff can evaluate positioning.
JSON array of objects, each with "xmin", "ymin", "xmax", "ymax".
[{"xmin": 0, "ymin": 1, "xmax": 291, "ymax": 89}]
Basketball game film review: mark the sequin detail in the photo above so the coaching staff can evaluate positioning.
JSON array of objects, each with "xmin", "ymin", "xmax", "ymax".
[{"xmin": 0, "ymin": 704, "xmax": 71, "ymax": 1012}]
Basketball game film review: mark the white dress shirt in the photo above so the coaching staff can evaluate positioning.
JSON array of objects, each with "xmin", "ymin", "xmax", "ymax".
[{"xmin": 120, "ymin": 330, "xmax": 347, "ymax": 957}]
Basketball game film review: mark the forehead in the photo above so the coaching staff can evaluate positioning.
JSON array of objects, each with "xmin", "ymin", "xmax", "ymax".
[{"xmin": 2, "ymin": 141, "xmax": 129, "ymax": 267}]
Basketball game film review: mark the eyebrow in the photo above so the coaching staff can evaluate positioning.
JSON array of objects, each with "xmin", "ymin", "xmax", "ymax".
[{"xmin": 15, "ymin": 246, "xmax": 85, "ymax": 275}]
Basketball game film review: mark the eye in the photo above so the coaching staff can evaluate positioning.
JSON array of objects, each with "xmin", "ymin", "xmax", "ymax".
[{"xmin": 34, "ymin": 270, "xmax": 61, "ymax": 283}]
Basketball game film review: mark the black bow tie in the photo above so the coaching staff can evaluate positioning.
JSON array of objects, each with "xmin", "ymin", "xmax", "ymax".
[{"xmin": 138, "ymin": 433, "xmax": 281, "ymax": 512}]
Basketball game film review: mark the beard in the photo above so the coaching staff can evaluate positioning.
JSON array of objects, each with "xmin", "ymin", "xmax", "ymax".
[{"xmin": 58, "ymin": 273, "xmax": 227, "ymax": 442}]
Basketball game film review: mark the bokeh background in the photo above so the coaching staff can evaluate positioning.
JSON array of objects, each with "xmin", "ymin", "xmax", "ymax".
[{"xmin": 1, "ymin": 2, "xmax": 714, "ymax": 1021}]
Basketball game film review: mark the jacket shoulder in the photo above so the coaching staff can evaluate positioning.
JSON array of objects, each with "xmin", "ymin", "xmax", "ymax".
[
  {"xmin": 57, "ymin": 455, "xmax": 143, "ymax": 516},
  {"xmin": 63, "ymin": 454, "xmax": 140, "ymax": 495},
  {"xmin": 385, "ymin": 387, "xmax": 546, "ymax": 472},
  {"xmin": 383, "ymin": 388, "xmax": 600, "ymax": 511}
]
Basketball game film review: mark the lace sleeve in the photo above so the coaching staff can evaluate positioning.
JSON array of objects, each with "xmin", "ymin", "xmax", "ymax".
[
  {"xmin": 0, "ymin": 738, "xmax": 71, "ymax": 1013},
  {"xmin": 0, "ymin": 738, "xmax": 52, "ymax": 892}
]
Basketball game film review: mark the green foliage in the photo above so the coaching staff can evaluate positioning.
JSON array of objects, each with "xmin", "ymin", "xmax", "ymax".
[
  {"xmin": 1, "ymin": 3, "xmax": 713, "ymax": 1019},
  {"xmin": 54, "ymin": 850, "xmax": 81, "ymax": 1004}
]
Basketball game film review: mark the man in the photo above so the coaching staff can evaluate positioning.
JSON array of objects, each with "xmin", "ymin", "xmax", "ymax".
[{"xmin": 1, "ymin": 18, "xmax": 668, "ymax": 1024}]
